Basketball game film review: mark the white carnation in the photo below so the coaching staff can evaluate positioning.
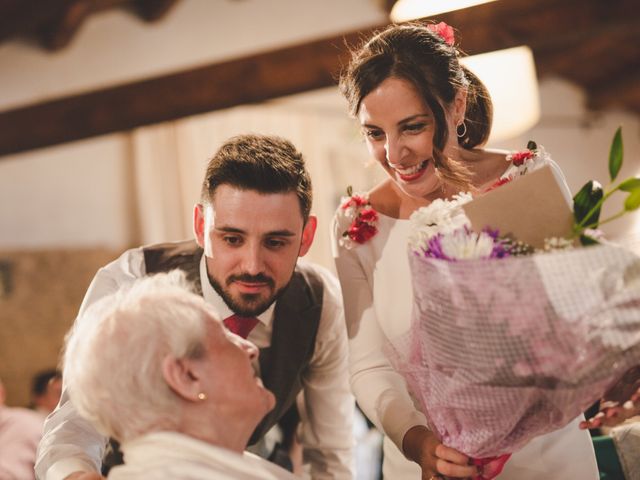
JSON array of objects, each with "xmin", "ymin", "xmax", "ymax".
[
  {"xmin": 408, "ymin": 192, "xmax": 473, "ymax": 253},
  {"xmin": 439, "ymin": 229, "xmax": 497, "ymax": 260}
]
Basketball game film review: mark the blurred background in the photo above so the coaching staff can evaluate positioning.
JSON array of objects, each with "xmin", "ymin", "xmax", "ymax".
[{"xmin": 0, "ymin": 0, "xmax": 638, "ymax": 413}]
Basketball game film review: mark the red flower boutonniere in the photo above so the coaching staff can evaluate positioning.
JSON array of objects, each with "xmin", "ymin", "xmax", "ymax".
[
  {"xmin": 485, "ymin": 141, "xmax": 550, "ymax": 192},
  {"xmin": 338, "ymin": 187, "xmax": 379, "ymax": 249},
  {"xmin": 508, "ymin": 150, "xmax": 535, "ymax": 166},
  {"xmin": 505, "ymin": 140, "xmax": 539, "ymax": 166},
  {"xmin": 427, "ymin": 21, "xmax": 455, "ymax": 46}
]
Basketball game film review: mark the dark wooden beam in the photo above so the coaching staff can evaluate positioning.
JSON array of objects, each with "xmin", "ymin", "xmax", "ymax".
[
  {"xmin": 130, "ymin": 0, "xmax": 180, "ymax": 22},
  {"xmin": 0, "ymin": 0, "xmax": 72, "ymax": 43},
  {"xmin": 589, "ymin": 70, "xmax": 640, "ymax": 112},
  {"xmin": 38, "ymin": 0, "xmax": 93, "ymax": 51},
  {"xmin": 0, "ymin": 27, "xmax": 380, "ymax": 157},
  {"xmin": 0, "ymin": 0, "xmax": 637, "ymax": 157},
  {"xmin": 0, "ymin": 0, "xmax": 160, "ymax": 47},
  {"xmin": 437, "ymin": 0, "xmax": 635, "ymax": 56}
]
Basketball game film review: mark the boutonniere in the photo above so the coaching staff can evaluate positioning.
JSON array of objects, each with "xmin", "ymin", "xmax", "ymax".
[
  {"xmin": 486, "ymin": 141, "xmax": 551, "ymax": 192},
  {"xmin": 338, "ymin": 186, "xmax": 379, "ymax": 249},
  {"xmin": 505, "ymin": 140, "xmax": 550, "ymax": 168}
]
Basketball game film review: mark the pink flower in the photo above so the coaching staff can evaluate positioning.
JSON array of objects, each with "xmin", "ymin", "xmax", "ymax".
[
  {"xmin": 508, "ymin": 150, "xmax": 534, "ymax": 166},
  {"xmin": 427, "ymin": 22, "xmax": 455, "ymax": 46}
]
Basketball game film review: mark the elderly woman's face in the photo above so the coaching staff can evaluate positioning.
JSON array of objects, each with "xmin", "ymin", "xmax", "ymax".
[{"xmin": 200, "ymin": 314, "xmax": 275, "ymax": 419}]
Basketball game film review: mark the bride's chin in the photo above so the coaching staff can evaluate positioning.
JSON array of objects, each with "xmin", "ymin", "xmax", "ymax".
[{"xmin": 401, "ymin": 178, "xmax": 441, "ymax": 200}]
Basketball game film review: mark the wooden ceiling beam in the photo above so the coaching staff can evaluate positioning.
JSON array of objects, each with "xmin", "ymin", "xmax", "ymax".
[
  {"xmin": 588, "ymin": 70, "xmax": 640, "ymax": 112},
  {"xmin": 0, "ymin": 27, "xmax": 379, "ymax": 157},
  {"xmin": 0, "ymin": 0, "xmax": 169, "ymax": 47},
  {"xmin": 0, "ymin": 0, "xmax": 637, "ymax": 157},
  {"xmin": 435, "ymin": 0, "xmax": 636, "ymax": 55},
  {"xmin": 130, "ymin": 0, "xmax": 181, "ymax": 22},
  {"xmin": 38, "ymin": 0, "xmax": 93, "ymax": 51},
  {"xmin": 0, "ymin": 0, "xmax": 73, "ymax": 43}
]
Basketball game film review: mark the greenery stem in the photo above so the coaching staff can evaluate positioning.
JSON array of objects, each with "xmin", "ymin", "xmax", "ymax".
[
  {"xmin": 578, "ymin": 210, "xmax": 628, "ymax": 232},
  {"xmin": 576, "ymin": 189, "xmax": 614, "ymax": 229}
]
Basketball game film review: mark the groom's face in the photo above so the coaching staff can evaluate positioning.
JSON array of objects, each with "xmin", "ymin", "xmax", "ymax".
[{"xmin": 194, "ymin": 184, "xmax": 315, "ymax": 317}]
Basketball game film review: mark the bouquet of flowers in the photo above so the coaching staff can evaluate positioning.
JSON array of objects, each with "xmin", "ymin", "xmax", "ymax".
[{"xmin": 384, "ymin": 129, "xmax": 640, "ymax": 479}]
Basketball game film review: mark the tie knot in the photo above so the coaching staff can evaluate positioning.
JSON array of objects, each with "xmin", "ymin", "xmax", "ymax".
[{"xmin": 223, "ymin": 314, "xmax": 259, "ymax": 339}]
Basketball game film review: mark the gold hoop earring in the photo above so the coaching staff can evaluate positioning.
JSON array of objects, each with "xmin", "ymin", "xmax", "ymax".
[{"xmin": 457, "ymin": 121, "xmax": 467, "ymax": 138}]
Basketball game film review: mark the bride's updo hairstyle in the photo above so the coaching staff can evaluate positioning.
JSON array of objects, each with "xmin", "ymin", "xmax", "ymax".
[{"xmin": 339, "ymin": 22, "xmax": 493, "ymax": 188}]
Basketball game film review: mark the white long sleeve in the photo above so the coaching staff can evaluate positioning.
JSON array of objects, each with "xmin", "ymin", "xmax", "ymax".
[{"xmin": 331, "ymin": 213, "xmax": 427, "ymax": 453}]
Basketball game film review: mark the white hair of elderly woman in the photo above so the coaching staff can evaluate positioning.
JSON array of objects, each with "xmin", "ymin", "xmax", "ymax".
[{"xmin": 63, "ymin": 270, "xmax": 216, "ymax": 443}]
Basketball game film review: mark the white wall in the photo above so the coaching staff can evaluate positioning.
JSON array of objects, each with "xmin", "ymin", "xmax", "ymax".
[{"xmin": 0, "ymin": 134, "xmax": 135, "ymax": 249}]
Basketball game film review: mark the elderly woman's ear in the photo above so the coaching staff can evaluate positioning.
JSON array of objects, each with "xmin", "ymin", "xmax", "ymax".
[{"xmin": 162, "ymin": 355, "xmax": 205, "ymax": 402}]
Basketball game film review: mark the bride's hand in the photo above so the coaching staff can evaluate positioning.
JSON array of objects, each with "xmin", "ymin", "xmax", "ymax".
[{"xmin": 402, "ymin": 425, "xmax": 478, "ymax": 479}]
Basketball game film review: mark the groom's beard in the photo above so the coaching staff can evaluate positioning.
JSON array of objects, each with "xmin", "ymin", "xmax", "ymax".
[{"xmin": 208, "ymin": 272, "xmax": 286, "ymax": 317}]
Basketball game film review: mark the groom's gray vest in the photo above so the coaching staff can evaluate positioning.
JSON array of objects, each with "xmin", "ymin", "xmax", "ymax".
[{"xmin": 142, "ymin": 239, "xmax": 324, "ymax": 444}]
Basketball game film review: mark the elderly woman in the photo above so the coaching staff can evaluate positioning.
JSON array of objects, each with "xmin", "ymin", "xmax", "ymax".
[{"xmin": 61, "ymin": 270, "xmax": 296, "ymax": 480}]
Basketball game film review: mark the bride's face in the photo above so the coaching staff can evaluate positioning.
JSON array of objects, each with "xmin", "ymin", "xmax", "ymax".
[{"xmin": 358, "ymin": 77, "xmax": 460, "ymax": 200}]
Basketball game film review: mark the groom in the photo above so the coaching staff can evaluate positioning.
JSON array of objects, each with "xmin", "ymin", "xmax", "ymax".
[{"xmin": 35, "ymin": 134, "xmax": 354, "ymax": 480}]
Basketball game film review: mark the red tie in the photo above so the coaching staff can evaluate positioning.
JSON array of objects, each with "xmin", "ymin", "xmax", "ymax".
[{"xmin": 223, "ymin": 314, "xmax": 260, "ymax": 339}]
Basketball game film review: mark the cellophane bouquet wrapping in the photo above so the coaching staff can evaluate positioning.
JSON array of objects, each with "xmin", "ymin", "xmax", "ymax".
[
  {"xmin": 384, "ymin": 133, "xmax": 640, "ymax": 476},
  {"xmin": 389, "ymin": 241, "xmax": 640, "ymax": 457}
]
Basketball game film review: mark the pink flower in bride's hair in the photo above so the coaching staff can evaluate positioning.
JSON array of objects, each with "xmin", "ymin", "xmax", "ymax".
[{"xmin": 427, "ymin": 22, "xmax": 455, "ymax": 46}]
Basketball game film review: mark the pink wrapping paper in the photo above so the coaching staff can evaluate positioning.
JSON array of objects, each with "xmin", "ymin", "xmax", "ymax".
[{"xmin": 386, "ymin": 243, "xmax": 640, "ymax": 460}]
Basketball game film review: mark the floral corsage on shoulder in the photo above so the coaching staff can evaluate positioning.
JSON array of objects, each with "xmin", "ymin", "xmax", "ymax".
[
  {"xmin": 337, "ymin": 186, "xmax": 379, "ymax": 249},
  {"xmin": 486, "ymin": 141, "xmax": 551, "ymax": 192}
]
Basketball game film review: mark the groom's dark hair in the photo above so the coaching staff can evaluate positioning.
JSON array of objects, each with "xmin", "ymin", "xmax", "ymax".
[{"xmin": 200, "ymin": 134, "xmax": 313, "ymax": 222}]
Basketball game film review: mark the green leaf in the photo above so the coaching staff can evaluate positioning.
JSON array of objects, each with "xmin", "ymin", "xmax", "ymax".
[
  {"xmin": 346, "ymin": 185, "xmax": 353, "ymax": 197},
  {"xmin": 580, "ymin": 234, "xmax": 600, "ymax": 246},
  {"xmin": 618, "ymin": 177, "xmax": 640, "ymax": 192},
  {"xmin": 625, "ymin": 189, "xmax": 640, "ymax": 211},
  {"xmin": 573, "ymin": 180, "xmax": 604, "ymax": 225},
  {"xmin": 609, "ymin": 126, "xmax": 623, "ymax": 182},
  {"xmin": 526, "ymin": 140, "xmax": 537, "ymax": 151}
]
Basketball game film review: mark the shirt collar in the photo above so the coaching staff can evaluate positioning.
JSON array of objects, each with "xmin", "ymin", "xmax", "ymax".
[{"xmin": 198, "ymin": 254, "xmax": 274, "ymax": 327}]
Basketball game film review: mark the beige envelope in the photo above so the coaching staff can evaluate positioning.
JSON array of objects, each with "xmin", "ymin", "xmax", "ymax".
[{"xmin": 462, "ymin": 165, "xmax": 575, "ymax": 249}]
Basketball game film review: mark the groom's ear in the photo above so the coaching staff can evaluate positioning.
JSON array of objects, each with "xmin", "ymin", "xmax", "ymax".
[
  {"xmin": 298, "ymin": 215, "xmax": 317, "ymax": 257},
  {"xmin": 193, "ymin": 204, "xmax": 206, "ymax": 249}
]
